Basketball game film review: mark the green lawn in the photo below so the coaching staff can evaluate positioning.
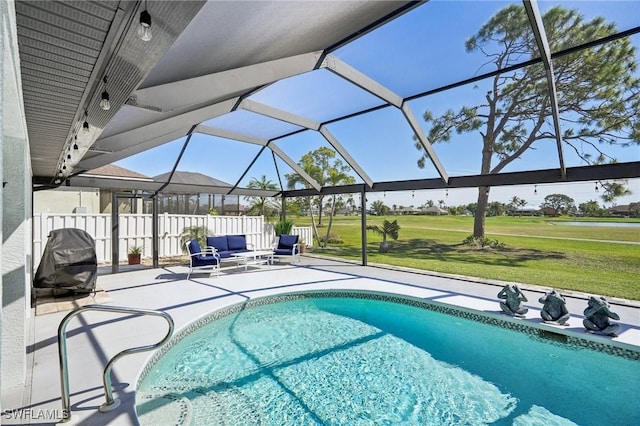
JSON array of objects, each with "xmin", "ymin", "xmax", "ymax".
[{"xmin": 293, "ymin": 215, "xmax": 640, "ymax": 300}]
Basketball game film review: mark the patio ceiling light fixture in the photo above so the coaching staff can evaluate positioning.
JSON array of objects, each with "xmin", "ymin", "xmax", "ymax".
[
  {"xmin": 82, "ymin": 109, "xmax": 89, "ymax": 133},
  {"xmin": 73, "ymin": 135, "xmax": 78, "ymax": 150},
  {"xmin": 138, "ymin": 1, "xmax": 152, "ymax": 42},
  {"xmin": 100, "ymin": 76, "xmax": 111, "ymax": 110}
]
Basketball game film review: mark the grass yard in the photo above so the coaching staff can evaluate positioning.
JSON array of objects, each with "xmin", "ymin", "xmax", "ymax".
[{"xmin": 293, "ymin": 215, "xmax": 640, "ymax": 300}]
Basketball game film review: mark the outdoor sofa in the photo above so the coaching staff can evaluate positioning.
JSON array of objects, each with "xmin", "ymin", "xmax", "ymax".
[{"xmin": 206, "ymin": 235, "xmax": 254, "ymax": 259}]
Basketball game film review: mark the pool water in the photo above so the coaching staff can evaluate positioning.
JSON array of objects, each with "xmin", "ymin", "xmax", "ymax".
[{"xmin": 136, "ymin": 296, "xmax": 639, "ymax": 425}]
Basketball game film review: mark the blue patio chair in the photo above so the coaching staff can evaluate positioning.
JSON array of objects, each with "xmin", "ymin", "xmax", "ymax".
[
  {"xmin": 185, "ymin": 239, "xmax": 220, "ymax": 279},
  {"xmin": 273, "ymin": 234, "xmax": 300, "ymax": 264}
]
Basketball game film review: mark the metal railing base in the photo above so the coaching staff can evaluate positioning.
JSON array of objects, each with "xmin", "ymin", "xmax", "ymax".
[{"xmin": 99, "ymin": 398, "xmax": 121, "ymax": 413}]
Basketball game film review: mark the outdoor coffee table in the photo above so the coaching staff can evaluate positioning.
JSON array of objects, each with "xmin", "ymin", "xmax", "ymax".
[{"xmin": 231, "ymin": 250, "xmax": 274, "ymax": 272}]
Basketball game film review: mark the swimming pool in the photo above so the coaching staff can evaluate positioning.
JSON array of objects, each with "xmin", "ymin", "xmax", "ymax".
[{"xmin": 136, "ymin": 291, "xmax": 639, "ymax": 425}]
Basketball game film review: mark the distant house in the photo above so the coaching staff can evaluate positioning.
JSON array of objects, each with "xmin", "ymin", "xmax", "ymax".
[
  {"xmin": 607, "ymin": 204, "xmax": 638, "ymax": 217},
  {"xmin": 33, "ymin": 164, "xmax": 153, "ymax": 214},
  {"xmin": 422, "ymin": 206, "xmax": 449, "ymax": 215},
  {"xmin": 34, "ymin": 167, "xmax": 248, "ymax": 215},
  {"xmin": 394, "ymin": 206, "xmax": 422, "ymax": 215},
  {"xmin": 513, "ymin": 207, "xmax": 541, "ymax": 216},
  {"xmin": 152, "ymin": 171, "xmax": 242, "ymax": 215},
  {"xmin": 540, "ymin": 206, "xmax": 557, "ymax": 216}
]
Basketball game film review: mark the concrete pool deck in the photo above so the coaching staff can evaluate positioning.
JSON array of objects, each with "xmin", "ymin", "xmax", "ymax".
[{"xmin": 2, "ymin": 255, "xmax": 639, "ymax": 425}]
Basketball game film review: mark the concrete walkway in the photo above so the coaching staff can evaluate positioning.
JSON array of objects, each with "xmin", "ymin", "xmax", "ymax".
[{"xmin": 2, "ymin": 256, "xmax": 638, "ymax": 425}]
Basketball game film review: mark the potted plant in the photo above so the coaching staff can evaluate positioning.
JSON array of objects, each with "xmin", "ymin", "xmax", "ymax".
[
  {"xmin": 274, "ymin": 219, "xmax": 294, "ymax": 236},
  {"xmin": 128, "ymin": 245, "xmax": 142, "ymax": 265}
]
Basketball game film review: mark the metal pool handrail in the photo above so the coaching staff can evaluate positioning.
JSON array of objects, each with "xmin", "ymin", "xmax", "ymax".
[{"xmin": 57, "ymin": 305, "xmax": 174, "ymax": 424}]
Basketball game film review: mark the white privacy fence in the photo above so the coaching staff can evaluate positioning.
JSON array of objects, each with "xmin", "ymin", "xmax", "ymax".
[{"xmin": 33, "ymin": 213, "xmax": 313, "ymax": 269}]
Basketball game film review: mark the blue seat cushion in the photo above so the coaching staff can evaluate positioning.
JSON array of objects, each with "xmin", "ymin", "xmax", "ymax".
[
  {"xmin": 216, "ymin": 251, "xmax": 233, "ymax": 258},
  {"xmin": 192, "ymin": 255, "xmax": 218, "ymax": 266},
  {"xmin": 227, "ymin": 235, "xmax": 247, "ymax": 251},
  {"xmin": 274, "ymin": 248, "xmax": 295, "ymax": 256},
  {"xmin": 207, "ymin": 236, "xmax": 228, "ymax": 252},
  {"xmin": 188, "ymin": 240, "xmax": 202, "ymax": 257},
  {"xmin": 277, "ymin": 234, "xmax": 298, "ymax": 250}
]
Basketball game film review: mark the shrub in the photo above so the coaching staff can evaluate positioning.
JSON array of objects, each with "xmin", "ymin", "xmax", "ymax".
[
  {"xmin": 463, "ymin": 235, "xmax": 505, "ymax": 249},
  {"xmin": 324, "ymin": 233, "xmax": 343, "ymax": 244}
]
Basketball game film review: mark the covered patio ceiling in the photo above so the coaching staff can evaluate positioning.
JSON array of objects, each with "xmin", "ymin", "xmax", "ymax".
[{"xmin": 19, "ymin": 0, "xmax": 640, "ymax": 198}]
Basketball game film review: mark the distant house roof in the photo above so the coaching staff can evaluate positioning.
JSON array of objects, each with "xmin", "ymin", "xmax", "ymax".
[
  {"xmin": 607, "ymin": 203, "xmax": 637, "ymax": 216},
  {"xmin": 82, "ymin": 164, "xmax": 151, "ymax": 180},
  {"xmin": 607, "ymin": 204, "xmax": 631, "ymax": 213},
  {"xmin": 153, "ymin": 171, "xmax": 232, "ymax": 187},
  {"xmin": 422, "ymin": 206, "xmax": 449, "ymax": 215},
  {"xmin": 392, "ymin": 206, "xmax": 421, "ymax": 215}
]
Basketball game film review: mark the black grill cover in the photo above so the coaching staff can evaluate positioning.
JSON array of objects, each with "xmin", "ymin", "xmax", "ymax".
[{"xmin": 34, "ymin": 228, "xmax": 97, "ymax": 293}]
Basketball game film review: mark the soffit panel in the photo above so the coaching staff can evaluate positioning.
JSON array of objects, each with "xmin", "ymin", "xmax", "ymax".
[
  {"xmin": 15, "ymin": 0, "xmax": 120, "ymax": 178},
  {"xmin": 18, "ymin": 0, "xmax": 207, "ymax": 180}
]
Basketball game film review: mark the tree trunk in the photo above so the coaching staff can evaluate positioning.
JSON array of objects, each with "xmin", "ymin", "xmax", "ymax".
[
  {"xmin": 317, "ymin": 195, "xmax": 324, "ymax": 226},
  {"xmin": 324, "ymin": 195, "xmax": 337, "ymax": 245},
  {"xmin": 308, "ymin": 196, "xmax": 323, "ymax": 247},
  {"xmin": 473, "ymin": 186, "xmax": 490, "ymax": 238},
  {"xmin": 379, "ymin": 234, "xmax": 389, "ymax": 253}
]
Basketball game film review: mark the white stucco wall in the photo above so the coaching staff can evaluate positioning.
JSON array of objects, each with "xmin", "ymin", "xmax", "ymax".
[
  {"xmin": 1, "ymin": 0, "xmax": 32, "ymax": 402},
  {"xmin": 0, "ymin": 0, "xmax": 5, "ymax": 411},
  {"xmin": 33, "ymin": 186, "xmax": 101, "ymax": 214}
]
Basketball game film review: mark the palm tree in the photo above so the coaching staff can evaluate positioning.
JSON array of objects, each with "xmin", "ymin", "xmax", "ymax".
[
  {"xmin": 371, "ymin": 200, "xmax": 387, "ymax": 216},
  {"xmin": 245, "ymin": 175, "xmax": 279, "ymax": 217},
  {"xmin": 508, "ymin": 196, "xmax": 527, "ymax": 215},
  {"xmin": 179, "ymin": 225, "xmax": 210, "ymax": 253},
  {"xmin": 345, "ymin": 196, "xmax": 356, "ymax": 215},
  {"xmin": 366, "ymin": 219, "xmax": 400, "ymax": 253}
]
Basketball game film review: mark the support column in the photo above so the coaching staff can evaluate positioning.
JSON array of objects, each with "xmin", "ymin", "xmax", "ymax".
[
  {"xmin": 360, "ymin": 188, "xmax": 367, "ymax": 266},
  {"xmin": 111, "ymin": 192, "xmax": 118, "ymax": 274},
  {"xmin": 152, "ymin": 196, "xmax": 158, "ymax": 268}
]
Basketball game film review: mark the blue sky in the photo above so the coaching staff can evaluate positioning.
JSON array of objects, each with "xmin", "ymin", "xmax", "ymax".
[{"xmin": 116, "ymin": 0, "xmax": 640, "ymax": 208}]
